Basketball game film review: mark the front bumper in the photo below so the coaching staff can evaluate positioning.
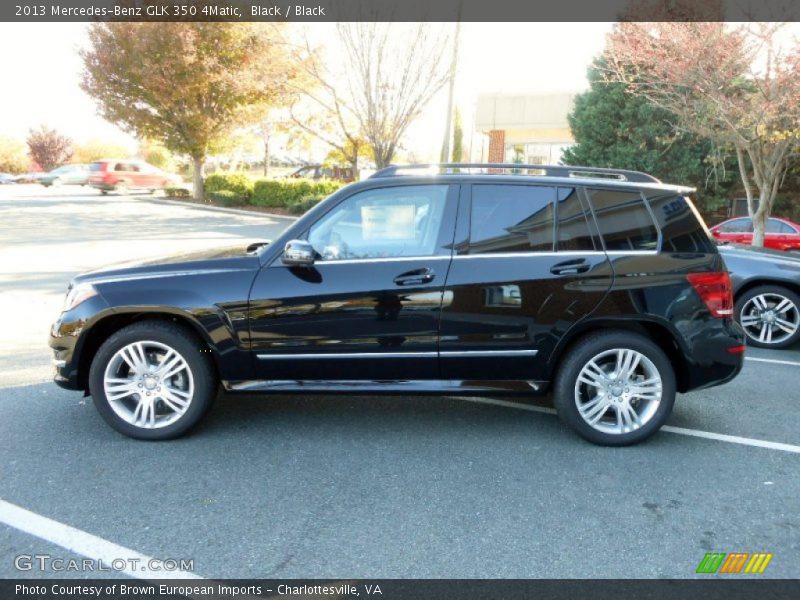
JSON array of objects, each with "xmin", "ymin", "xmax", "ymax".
[{"xmin": 49, "ymin": 295, "xmax": 111, "ymax": 391}]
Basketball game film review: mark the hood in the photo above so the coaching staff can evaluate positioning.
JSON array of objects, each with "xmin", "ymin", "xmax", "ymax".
[{"xmin": 72, "ymin": 240, "xmax": 269, "ymax": 285}]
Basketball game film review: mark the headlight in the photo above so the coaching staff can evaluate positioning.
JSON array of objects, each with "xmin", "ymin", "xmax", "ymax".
[{"xmin": 62, "ymin": 283, "xmax": 98, "ymax": 312}]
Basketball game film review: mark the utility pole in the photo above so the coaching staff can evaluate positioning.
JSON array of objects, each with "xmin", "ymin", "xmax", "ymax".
[{"xmin": 440, "ymin": 13, "xmax": 461, "ymax": 163}]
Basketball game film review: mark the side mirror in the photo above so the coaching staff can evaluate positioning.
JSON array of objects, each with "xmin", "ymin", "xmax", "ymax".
[{"xmin": 282, "ymin": 239, "xmax": 315, "ymax": 266}]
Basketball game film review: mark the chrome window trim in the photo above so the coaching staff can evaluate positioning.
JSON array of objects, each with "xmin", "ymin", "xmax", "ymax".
[
  {"xmin": 273, "ymin": 250, "xmax": 659, "ymax": 266},
  {"xmin": 452, "ymin": 250, "xmax": 657, "ymax": 259},
  {"xmin": 256, "ymin": 349, "xmax": 539, "ymax": 360},
  {"xmin": 440, "ymin": 349, "xmax": 539, "ymax": 357},
  {"xmin": 296, "ymin": 255, "xmax": 453, "ymax": 266}
]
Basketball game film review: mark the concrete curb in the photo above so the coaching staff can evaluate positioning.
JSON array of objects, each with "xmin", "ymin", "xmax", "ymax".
[{"xmin": 134, "ymin": 195, "xmax": 298, "ymax": 221}]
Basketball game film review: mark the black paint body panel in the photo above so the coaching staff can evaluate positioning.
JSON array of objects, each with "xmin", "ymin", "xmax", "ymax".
[{"xmin": 49, "ymin": 173, "xmax": 745, "ymax": 397}]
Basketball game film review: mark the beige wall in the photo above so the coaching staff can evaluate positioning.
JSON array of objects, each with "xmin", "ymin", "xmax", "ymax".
[
  {"xmin": 475, "ymin": 93, "xmax": 577, "ymax": 163},
  {"xmin": 475, "ymin": 93, "xmax": 577, "ymax": 132}
]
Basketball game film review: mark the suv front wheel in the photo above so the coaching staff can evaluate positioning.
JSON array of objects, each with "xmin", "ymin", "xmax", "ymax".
[
  {"xmin": 88, "ymin": 321, "xmax": 216, "ymax": 440},
  {"xmin": 735, "ymin": 285, "xmax": 800, "ymax": 348},
  {"xmin": 553, "ymin": 332, "xmax": 676, "ymax": 446}
]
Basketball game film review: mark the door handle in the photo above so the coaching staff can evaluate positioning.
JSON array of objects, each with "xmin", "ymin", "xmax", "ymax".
[
  {"xmin": 394, "ymin": 268, "xmax": 435, "ymax": 286},
  {"xmin": 550, "ymin": 259, "xmax": 590, "ymax": 276}
]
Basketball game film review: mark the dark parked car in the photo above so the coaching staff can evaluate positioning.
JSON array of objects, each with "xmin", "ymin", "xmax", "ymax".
[
  {"xmin": 288, "ymin": 164, "xmax": 355, "ymax": 182},
  {"xmin": 11, "ymin": 172, "xmax": 47, "ymax": 184},
  {"xmin": 50, "ymin": 164, "xmax": 744, "ymax": 445},
  {"xmin": 719, "ymin": 243, "xmax": 800, "ymax": 348}
]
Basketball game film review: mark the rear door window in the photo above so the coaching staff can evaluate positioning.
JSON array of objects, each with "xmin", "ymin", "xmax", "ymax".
[
  {"xmin": 767, "ymin": 219, "xmax": 797, "ymax": 234},
  {"xmin": 556, "ymin": 187, "xmax": 596, "ymax": 251},
  {"xmin": 469, "ymin": 184, "xmax": 555, "ymax": 253},
  {"xmin": 586, "ymin": 188, "xmax": 659, "ymax": 251}
]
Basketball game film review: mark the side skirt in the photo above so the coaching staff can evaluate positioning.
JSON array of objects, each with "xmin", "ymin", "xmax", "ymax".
[{"xmin": 221, "ymin": 379, "xmax": 549, "ymax": 395}]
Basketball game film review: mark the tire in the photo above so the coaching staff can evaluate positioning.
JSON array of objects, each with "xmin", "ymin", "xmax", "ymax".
[
  {"xmin": 100, "ymin": 190, "xmax": 109, "ymax": 196},
  {"xmin": 735, "ymin": 285, "xmax": 800, "ymax": 349},
  {"xmin": 553, "ymin": 331, "xmax": 676, "ymax": 446},
  {"xmin": 88, "ymin": 321, "xmax": 217, "ymax": 440}
]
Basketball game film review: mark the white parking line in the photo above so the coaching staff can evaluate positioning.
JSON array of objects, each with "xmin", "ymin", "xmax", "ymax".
[
  {"xmin": 745, "ymin": 356, "xmax": 800, "ymax": 367},
  {"xmin": 0, "ymin": 498, "xmax": 203, "ymax": 580},
  {"xmin": 660, "ymin": 426, "xmax": 800, "ymax": 453},
  {"xmin": 451, "ymin": 396, "xmax": 800, "ymax": 454}
]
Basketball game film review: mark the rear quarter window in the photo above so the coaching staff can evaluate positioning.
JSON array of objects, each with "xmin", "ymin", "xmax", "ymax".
[
  {"xmin": 586, "ymin": 188, "xmax": 658, "ymax": 251},
  {"xmin": 646, "ymin": 193, "xmax": 715, "ymax": 253}
]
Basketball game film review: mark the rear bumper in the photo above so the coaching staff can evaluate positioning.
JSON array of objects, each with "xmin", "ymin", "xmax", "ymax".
[{"xmin": 681, "ymin": 318, "xmax": 746, "ymax": 393}]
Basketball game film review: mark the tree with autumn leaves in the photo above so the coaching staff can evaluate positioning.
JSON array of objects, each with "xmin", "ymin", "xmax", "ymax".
[
  {"xmin": 81, "ymin": 23, "xmax": 299, "ymax": 200},
  {"xmin": 605, "ymin": 21, "xmax": 800, "ymax": 247}
]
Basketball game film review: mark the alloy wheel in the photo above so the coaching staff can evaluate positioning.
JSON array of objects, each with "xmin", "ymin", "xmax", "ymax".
[
  {"xmin": 103, "ymin": 340, "xmax": 194, "ymax": 429},
  {"xmin": 740, "ymin": 292, "xmax": 800, "ymax": 346},
  {"xmin": 574, "ymin": 348, "xmax": 662, "ymax": 435}
]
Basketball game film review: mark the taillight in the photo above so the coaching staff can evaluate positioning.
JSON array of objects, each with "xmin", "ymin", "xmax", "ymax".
[{"xmin": 686, "ymin": 272, "xmax": 733, "ymax": 318}]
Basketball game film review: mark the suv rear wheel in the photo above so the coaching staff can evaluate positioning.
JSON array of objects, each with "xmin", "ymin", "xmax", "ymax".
[
  {"xmin": 553, "ymin": 332, "xmax": 676, "ymax": 446},
  {"xmin": 88, "ymin": 321, "xmax": 216, "ymax": 440}
]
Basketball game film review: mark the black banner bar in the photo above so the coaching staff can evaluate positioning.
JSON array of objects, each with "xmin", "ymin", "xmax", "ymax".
[
  {"xmin": 3, "ymin": 0, "xmax": 800, "ymax": 23},
  {"xmin": 3, "ymin": 579, "xmax": 800, "ymax": 600}
]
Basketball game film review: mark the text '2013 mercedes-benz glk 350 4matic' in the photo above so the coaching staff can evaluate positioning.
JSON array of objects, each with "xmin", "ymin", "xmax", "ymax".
[{"xmin": 50, "ymin": 164, "xmax": 745, "ymax": 445}]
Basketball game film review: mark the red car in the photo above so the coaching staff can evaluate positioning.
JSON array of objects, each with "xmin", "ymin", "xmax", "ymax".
[
  {"xmin": 709, "ymin": 216, "xmax": 800, "ymax": 251},
  {"xmin": 89, "ymin": 159, "xmax": 182, "ymax": 195}
]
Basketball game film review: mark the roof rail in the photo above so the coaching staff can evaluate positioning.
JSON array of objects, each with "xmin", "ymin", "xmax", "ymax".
[{"xmin": 369, "ymin": 163, "xmax": 661, "ymax": 184}]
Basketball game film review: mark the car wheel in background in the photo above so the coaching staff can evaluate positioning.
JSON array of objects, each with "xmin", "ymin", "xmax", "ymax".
[
  {"xmin": 553, "ymin": 331, "xmax": 676, "ymax": 446},
  {"xmin": 736, "ymin": 285, "xmax": 800, "ymax": 348},
  {"xmin": 88, "ymin": 321, "xmax": 217, "ymax": 440}
]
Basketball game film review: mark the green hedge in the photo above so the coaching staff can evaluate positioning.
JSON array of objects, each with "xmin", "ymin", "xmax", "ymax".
[
  {"xmin": 207, "ymin": 189, "xmax": 247, "ymax": 207},
  {"xmin": 251, "ymin": 179, "xmax": 343, "ymax": 208},
  {"xmin": 204, "ymin": 173, "xmax": 254, "ymax": 200},
  {"xmin": 203, "ymin": 174, "xmax": 344, "ymax": 211},
  {"xmin": 165, "ymin": 187, "xmax": 191, "ymax": 198},
  {"xmin": 287, "ymin": 194, "xmax": 327, "ymax": 215}
]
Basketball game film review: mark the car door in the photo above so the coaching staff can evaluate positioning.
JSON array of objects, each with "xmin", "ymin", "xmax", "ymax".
[
  {"xmin": 765, "ymin": 218, "xmax": 799, "ymax": 250},
  {"xmin": 732, "ymin": 218, "xmax": 754, "ymax": 244},
  {"xmin": 778, "ymin": 221, "xmax": 800, "ymax": 251},
  {"xmin": 137, "ymin": 163, "xmax": 163, "ymax": 188},
  {"xmin": 113, "ymin": 161, "xmax": 135, "ymax": 187},
  {"xmin": 248, "ymin": 183, "xmax": 459, "ymax": 380},
  {"xmin": 439, "ymin": 184, "xmax": 613, "ymax": 382}
]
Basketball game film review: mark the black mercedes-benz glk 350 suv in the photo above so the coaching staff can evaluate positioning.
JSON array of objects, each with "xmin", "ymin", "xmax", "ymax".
[{"xmin": 49, "ymin": 164, "xmax": 745, "ymax": 445}]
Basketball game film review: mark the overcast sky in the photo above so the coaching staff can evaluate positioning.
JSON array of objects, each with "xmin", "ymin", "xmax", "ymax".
[{"xmin": 0, "ymin": 22, "xmax": 611, "ymax": 159}]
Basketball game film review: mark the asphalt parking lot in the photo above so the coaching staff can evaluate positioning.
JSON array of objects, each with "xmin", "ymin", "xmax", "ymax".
[{"xmin": 0, "ymin": 185, "xmax": 798, "ymax": 580}]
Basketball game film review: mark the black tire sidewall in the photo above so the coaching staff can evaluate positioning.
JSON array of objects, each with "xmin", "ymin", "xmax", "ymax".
[
  {"xmin": 735, "ymin": 286, "xmax": 800, "ymax": 349},
  {"xmin": 554, "ymin": 332, "xmax": 677, "ymax": 446},
  {"xmin": 88, "ymin": 322, "xmax": 215, "ymax": 440}
]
